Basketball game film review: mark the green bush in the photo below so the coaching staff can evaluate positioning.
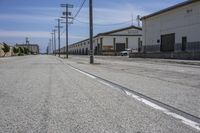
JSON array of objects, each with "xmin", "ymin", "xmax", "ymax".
[
  {"xmin": 19, "ymin": 47, "xmax": 24, "ymax": 53},
  {"xmin": 18, "ymin": 53, "xmax": 24, "ymax": 56},
  {"xmin": 18, "ymin": 47, "xmax": 24, "ymax": 56},
  {"xmin": 24, "ymin": 47, "xmax": 29, "ymax": 55},
  {"xmin": 2, "ymin": 43, "xmax": 10, "ymax": 56},
  {"xmin": 13, "ymin": 47, "xmax": 19, "ymax": 54}
]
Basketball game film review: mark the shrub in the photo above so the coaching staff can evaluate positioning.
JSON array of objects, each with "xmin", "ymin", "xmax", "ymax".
[
  {"xmin": 18, "ymin": 53, "xmax": 24, "ymax": 56},
  {"xmin": 18, "ymin": 47, "xmax": 24, "ymax": 56},
  {"xmin": 2, "ymin": 43, "xmax": 10, "ymax": 56},
  {"xmin": 24, "ymin": 47, "xmax": 29, "ymax": 55},
  {"xmin": 13, "ymin": 47, "xmax": 19, "ymax": 54}
]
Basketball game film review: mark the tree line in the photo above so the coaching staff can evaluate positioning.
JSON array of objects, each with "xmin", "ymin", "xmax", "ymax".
[{"xmin": 1, "ymin": 43, "xmax": 33, "ymax": 57}]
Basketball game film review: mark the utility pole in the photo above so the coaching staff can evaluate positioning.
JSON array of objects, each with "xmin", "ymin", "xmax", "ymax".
[
  {"xmin": 131, "ymin": 14, "xmax": 134, "ymax": 26},
  {"xmin": 49, "ymin": 39, "xmax": 52, "ymax": 54},
  {"xmin": 89, "ymin": 0, "xmax": 94, "ymax": 64},
  {"xmin": 137, "ymin": 15, "xmax": 141, "ymax": 27},
  {"xmin": 51, "ymin": 32, "xmax": 54, "ymax": 55},
  {"xmin": 53, "ymin": 29, "xmax": 57, "ymax": 56},
  {"xmin": 61, "ymin": 4, "xmax": 73, "ymax": 59},
  {"xmin": 47, "ymin": 44, "xmax": 49, "ymax": 55},
  {"xmin": 55, "ymin": 19, "xmax": 63, "ymax": 57}
]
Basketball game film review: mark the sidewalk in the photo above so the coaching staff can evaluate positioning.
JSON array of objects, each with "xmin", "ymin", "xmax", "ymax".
[{"xmin": 57, "ymin": 54, "xmax": 200, "ymax": 66}]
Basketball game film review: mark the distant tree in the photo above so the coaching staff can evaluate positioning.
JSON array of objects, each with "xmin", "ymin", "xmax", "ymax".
[
  {"xmin": 18, "ymin": 47, "xmax": 24, "ymax": 56},
  {"xmin": 2, "ymin": 43, "xmax": 10, "ymax": 57},
  {"xmin": 24, "ymin": 47, "xmax": 29, "ymax": 55},
  {"xmin": 13, "ymin": 47, "xmax": 19, "ymax": 54},
  {"xmin": 20, "ymin": 47, "xmax": 24, "ymax": 53}
]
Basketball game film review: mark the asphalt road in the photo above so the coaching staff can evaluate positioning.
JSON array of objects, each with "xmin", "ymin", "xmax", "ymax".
[
  {"xmin": 0, "ymin": 55, "xmax": 199, "ymax": 133},
  {"xmin": 65, "ymin": 55, "xmax": 200, "ymax": 118}
]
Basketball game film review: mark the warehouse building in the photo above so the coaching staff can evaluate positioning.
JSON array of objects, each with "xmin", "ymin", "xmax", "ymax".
[
  {"xmin": 60, "ymin": 26, "xmax": 142, "ymax": 55},
  {"xmin": 140, "ymin": 0, "xmax": 200, "ymax": 57},
  {"xmin": 16, "ymin": 44, "xmax": 39, "ymax": 54}
]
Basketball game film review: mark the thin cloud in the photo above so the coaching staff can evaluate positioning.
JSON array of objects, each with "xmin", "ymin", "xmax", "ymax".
[
  {"xmin": 0, "ymin": 29, "xmax": 85, "ymax": 39},
  {"xmin": 0, "ymin": 13, "xmax": 56, "ymax": 21},
  {"xmin": 72, "ymin": 6, "xmax": 149, "ymax": 25}
]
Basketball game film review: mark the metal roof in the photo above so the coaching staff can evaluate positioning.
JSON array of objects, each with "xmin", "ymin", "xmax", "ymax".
[{"xmin": 96, "ymin": 25, "xmax": 142, "ymax": 36}]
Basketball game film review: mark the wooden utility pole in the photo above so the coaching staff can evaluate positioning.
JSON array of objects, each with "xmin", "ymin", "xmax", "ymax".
[
  {"xmin": 53, "ymin": 29, "xmax": 56, "ymax": 56},
  {"xmin": 89, "ymin": 0, "xmax": 94, "ymax": 64},
  {"xmin": 61, "ymin": 4, "xmax": 73, "ymax": 59},
  {"xmin": 55, "ymin": 19, "xmax": 63, "ymax": 57}
]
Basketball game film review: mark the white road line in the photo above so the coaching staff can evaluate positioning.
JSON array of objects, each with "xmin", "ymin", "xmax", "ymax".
[
  {"xmin": 124, "ymin": 91, "xmax": 200, "ymax": 131},
  {"xmin": 98, "ymin": 80, "xmax": 115, "ymax": 89},
  {"xmin": 68, "ymin": 64, "xmax": 200, "ymax": 131},
  {"xmin": 125, "ymin": 91, "xmax": 166, "ymax": 111},
  {"xmin": 68, "ymin": 65, "xmax": 96, "ymax": 79}
]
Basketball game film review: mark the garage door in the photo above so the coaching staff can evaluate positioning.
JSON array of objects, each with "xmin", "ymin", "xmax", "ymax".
[
  {"xmin": 161, "ymin": 33, "xmax": 175, "ymax": 52},
  {"xmin": 116, "ymin": 43, "xmax": 125, "ymax": 52}
]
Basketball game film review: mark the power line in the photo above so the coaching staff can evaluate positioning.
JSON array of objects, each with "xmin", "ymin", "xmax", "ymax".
[
  {"xmin": 61, "ymin": 28, "xmax": 65, "ymax": 36},
  {"xmin": 73, "ymin": 0, "xmax": 87, "ymax": 20},
  {"xmin": 74, "ymin": 18, "xmax": 134, "ymax": 26}
]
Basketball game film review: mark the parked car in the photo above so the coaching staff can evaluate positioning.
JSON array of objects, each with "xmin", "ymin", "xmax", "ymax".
[
  {"xmin": 120, "ymin": 50, "xmax": 128, "ymax": 56},
  {"xmin": 120, "ymin": 49, "xmax": 134, "ymax": 56}
]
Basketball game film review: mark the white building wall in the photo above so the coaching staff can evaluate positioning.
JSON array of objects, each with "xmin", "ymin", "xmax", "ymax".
[
  {"xmin": 102, "ymin": 36, "xmax": 113, "ymax": 46},
  {"xmin": 142, "ymin": 1, "xmax": 200, "ymax": 52},
  {"xmin": 68, "ymin": 26, "xmax": 142, "ymax": 54},
  {"xmin": 115, "ymin": 36, "xmax": 126, "ymax": 44},
  {"xmin": 102, "ymin": 36, "xmax": 141, "ymax": 49},
  {"xmin": 128, "ymin": 37, "xmax": 141, "ymax": 49}
]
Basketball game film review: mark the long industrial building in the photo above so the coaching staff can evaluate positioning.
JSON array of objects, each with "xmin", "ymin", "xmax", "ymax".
[
  {"xmin": 60, "ymin": 26, "xmax": 142, "ymax": 55},
  {"xmin": 140, "ymin": 0, "xmax": 200, "ymax": 54}
]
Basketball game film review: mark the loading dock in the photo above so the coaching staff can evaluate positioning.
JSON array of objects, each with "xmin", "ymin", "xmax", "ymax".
[
  {"xmin": 116, "ymin": 43, "xmax": 126, "ymax": 52},
  {"xmin": 161, "ymin": 33, "xmax": 175, "ymax": 52},
  {"xmin": 140, "ymin": 0, "xmax": 200, "ymax": 56}
]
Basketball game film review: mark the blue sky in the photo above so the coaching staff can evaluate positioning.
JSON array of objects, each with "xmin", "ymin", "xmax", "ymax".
[{"xmin": 0, "ymin": 0, "xmax": 185, "ymax": 52}]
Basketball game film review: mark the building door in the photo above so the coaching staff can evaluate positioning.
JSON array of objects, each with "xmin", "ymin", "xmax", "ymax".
[
  {"xmin": 86, "ymin": 48, "xmax": 88, "ymax": 55},
  {"xmin": 94, "ymin": 46, "xmax": 98, "ymax": 55},
  {"xmin": 161, "ymin": 33, "xmax": 175, "ymax": 52},
  {"xmin": 82, "ymin": 48, "xmax": 85, "ymax": 55},
  {"xmin": 182, "ymin": 37, "xmax": 187, "ymax": 51},
  {"xmin": 138, "ymin": 38, "xmax": 141, "ymax": 52},
  {"xmin": 116, "ymin": 43, "xmax": 125, "ymax": 52},
  {"xmin": 97, "ymin": 44, "xmax": 101, "ymax": 55},
  {"xmin": 126, "ymin": 38, "xmax": 128, "ymax": 49}
]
